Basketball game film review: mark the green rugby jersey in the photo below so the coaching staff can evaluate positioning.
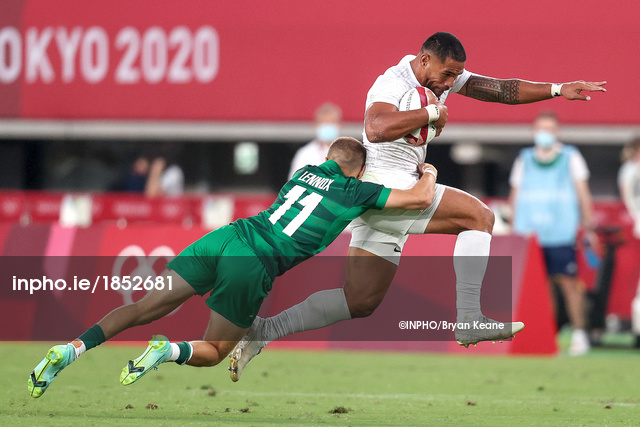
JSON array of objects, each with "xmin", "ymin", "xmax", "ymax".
[{"xmin": 231, "ymin": 160, "xmax": 391, "ymax": 279}]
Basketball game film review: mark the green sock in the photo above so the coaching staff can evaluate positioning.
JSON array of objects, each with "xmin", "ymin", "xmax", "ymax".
[
  {"xmin": 77, "ymin": 325, "xmax": 106, "ymax": 350},
  {"xmin": 175, "ymin": 341, "xmax": 193, "ymax": 365}
]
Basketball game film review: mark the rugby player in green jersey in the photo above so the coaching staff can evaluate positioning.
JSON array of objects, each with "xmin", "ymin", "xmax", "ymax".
[{"xmin": 28, "ymin": 137, "xmax": 439, "ymax": 397}]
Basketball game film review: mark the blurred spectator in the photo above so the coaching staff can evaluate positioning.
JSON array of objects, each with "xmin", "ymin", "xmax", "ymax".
[
  {"xmin": 109, "ymin": 155, "xmax": 150, "ymax": 193},
  {"xmin": 110, "ymin": 153, "xmax": 184, "ymax": 197},
  {"xmin": 618, "ymin": 137, "xmax": 640, "ymax": 238},
  {"xmin": 619, "ymin": 137, "xmax": 640, "ymax": 345},
  {"xmin": 145, "ymin": 157, "xmax": 184, "ymax": 198},
  {"xmin": 288, "ymin": 102, "xmax": 342, "ymax": 179},
  {"xmin": 509, "ymin": 111, "xmax": 597, "ymax": 356}
]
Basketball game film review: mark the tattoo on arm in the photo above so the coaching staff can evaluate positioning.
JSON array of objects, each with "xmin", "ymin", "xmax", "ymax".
[{"xmin": 465, "ymin": 76, "xmax": 521, "ymax": 104}]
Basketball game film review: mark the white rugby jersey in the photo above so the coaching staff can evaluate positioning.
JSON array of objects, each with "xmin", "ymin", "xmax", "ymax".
[{"xmin": 362, "ymin": 55, "xmax": 472, "ymax": 189}]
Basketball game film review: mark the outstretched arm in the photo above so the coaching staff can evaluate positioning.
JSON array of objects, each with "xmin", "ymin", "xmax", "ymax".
[{"xmin": 458, "ymin": 75, "xmax": 606, "ymax": 104}]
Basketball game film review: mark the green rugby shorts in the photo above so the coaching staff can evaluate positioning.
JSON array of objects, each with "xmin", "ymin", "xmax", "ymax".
[{"xmin": 167, "ymin": 225, "xmax": 272, "ymax": 328}]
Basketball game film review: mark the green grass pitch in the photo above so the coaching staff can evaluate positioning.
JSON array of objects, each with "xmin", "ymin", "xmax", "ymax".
[{"xmin": 2, "ymin": 339, "xmax": 639, "ymax": 426}]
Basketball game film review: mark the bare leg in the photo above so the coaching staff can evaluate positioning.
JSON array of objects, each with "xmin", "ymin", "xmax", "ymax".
[
  {"xmin": 424, "ymin": 186, "xmax": 494, "ymax": 235},
  {"xmin": 343, "ymin": 246, "xmax": 398, "ymax": 318},
  {"xmin": 554, "ymin": 274, "xmax": 587, "ymax": 330},
  {"xmin": 96, "ymin": 270, "xmax": 197, "ymax": 340}
]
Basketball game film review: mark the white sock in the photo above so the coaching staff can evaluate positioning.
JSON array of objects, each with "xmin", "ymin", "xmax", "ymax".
[
  {"xmin": 69, "ymin": 341, "xmax": 86, "ymax": 360},
  {"xmin": 167, "ymin": 343, "xmax": 180, "ymax": 362},
  {"xmin": 453, "ymin": 230, "xmax": 492, "ymax": 322},
  {"xmin": 264, "ymin": 288, "xmax": 351, "ymax": 342}
]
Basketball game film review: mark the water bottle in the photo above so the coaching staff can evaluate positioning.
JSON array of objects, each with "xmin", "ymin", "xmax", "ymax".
[{"xmin": 582, "ymin": 237, "xmax": 601, "ymax": 270}]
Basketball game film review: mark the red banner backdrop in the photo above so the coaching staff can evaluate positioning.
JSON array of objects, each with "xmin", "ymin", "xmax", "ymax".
[{"xmin": 0, "ymin": 0, "xmax": 637, "ymax": 123}]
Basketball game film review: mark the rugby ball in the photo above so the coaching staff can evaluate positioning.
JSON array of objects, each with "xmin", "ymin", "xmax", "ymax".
[{"xmin": 399, "ymin": 87, "xmax": 438, "ymax": 146}]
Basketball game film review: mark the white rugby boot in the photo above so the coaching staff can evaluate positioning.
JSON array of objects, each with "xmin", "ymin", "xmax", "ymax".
[
  {"xmin": 229, "ymin": 317, "xmax": 268, "ymax": 382},
  {"xmin": 455, "ymin": 315, "xmax": 525, "ymax": 348}
]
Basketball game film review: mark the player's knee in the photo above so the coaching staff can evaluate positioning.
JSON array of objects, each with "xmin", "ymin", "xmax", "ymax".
[
  {"xmin": 347, "ymin": 296, "xmax": 382, "ymax": 318},
  {"xmin": 344, "ymin": 277, "xmax": 390, "ymax": 318},
  {"xmin": 349, "ymin": 305, "xmax": 376, "ymax": 318},
  {"xmin": 466, "ymin": 202, "xmax": 494, "ymax": 234},
  {"xmin": 480, "ymin": 204, "xmax": 495, "ymax": 233}
]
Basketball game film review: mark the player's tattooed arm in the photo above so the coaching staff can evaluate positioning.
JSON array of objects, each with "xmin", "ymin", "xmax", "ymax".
[
  {"xmin": 458, "ymin": 75, "xmax": 605, "ymax": 104},
  {"xmin": 460, "ymin": 76, "xmax": 521, "ymax": 104}
]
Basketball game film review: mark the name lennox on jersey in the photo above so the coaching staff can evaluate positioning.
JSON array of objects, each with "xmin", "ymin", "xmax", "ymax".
[{"xmin": 297, "ymin": 172, "xmax": 334, "ymax": 191}]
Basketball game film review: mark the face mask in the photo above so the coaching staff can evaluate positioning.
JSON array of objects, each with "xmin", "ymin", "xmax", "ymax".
[
  {"xmin": 316, "ymin": 123, "xmax": 339, "ymax": 142},
  {"xmin": 534, "ymin": 130, "xmax": 556, "ymax": 148}
]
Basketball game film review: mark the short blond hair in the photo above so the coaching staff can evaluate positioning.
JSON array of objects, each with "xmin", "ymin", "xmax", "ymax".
[{"xmin": 327, "ymin": 137, "xmax": 366, "ymax": 171}]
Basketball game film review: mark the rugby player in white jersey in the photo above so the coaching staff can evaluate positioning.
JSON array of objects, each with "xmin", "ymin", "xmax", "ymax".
[{"xmin": 229, "ymin": 32, "xmax": 606, "ymax": 381}]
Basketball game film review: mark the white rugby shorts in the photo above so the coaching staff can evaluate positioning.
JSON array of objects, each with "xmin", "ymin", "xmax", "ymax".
[{"xmin": 350, "ymin": 171, "xmax": 446, "ymax": 264}]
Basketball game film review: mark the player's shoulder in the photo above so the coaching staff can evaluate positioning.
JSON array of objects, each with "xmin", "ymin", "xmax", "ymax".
[
  {"xmin": 290, "ymin": 163, "xmax": 315, "ymax": 181},
  {"xmin": 295, "ymin": 162, "xmax": 323, "ymax": 177},
  {"xmin": 372, "ymin": 55, "xmax": 414, "ymax": 82},
  {"xmin": 382, "ymin": 55, "xmax": 414, "ymax": 73},
  {"xmin": 314, "ymin": 164, "xmax": 368, "ymax": 193}
]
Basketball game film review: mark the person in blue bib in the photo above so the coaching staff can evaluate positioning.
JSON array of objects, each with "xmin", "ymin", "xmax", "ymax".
[{"xmin": 509, "ymin": 111, "xmax": 597, "ymax": 356}]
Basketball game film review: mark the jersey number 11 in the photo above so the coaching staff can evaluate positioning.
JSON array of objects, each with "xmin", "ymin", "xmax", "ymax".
[{"xmin": 268, "ymin": 185, "xmax": 323, "ymax": 236}]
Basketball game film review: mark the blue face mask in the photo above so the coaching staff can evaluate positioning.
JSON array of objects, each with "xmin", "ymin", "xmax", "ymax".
[
  {"xmin": 534, "ymin": 130, "xmax": 556, "ymax": 148},
  {"xmin": 316, "ymin": 123, "xmax": 339, "ymax": 142}
]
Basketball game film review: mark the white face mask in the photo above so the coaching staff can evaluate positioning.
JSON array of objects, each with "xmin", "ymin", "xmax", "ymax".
[
  {"xmin": 534, "ymin": 130, "xmax": 557, "ymax": 148},
  {"xmin": 316, "ymin": 123, "xmax": 339, "ymax": 142}
]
